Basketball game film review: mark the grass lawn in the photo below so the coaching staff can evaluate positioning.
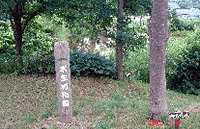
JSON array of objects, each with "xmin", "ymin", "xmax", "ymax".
[{"xmin": 0, "ymin": 75, "xmax": 199, "ymax": 129}]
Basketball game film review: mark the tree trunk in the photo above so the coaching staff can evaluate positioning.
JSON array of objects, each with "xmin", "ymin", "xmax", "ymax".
[
  {"xmin": 116, "ymin": 0, "xmax": 124, "ymax": 80},
  {"xmin": 148, "ymin": 0, "xmax": 170, "ymax": 120},
  {"xmin": 11, "ymin": 5, "xmax": 24, "ymax": 56},
  {"xmin": 14, "ymin": 17, "xmax": 23, "ymax": 56}
]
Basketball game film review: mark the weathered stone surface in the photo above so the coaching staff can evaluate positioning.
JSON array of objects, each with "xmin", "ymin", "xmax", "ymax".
[{"xmin": 54, "ymin": 41, "xmax": 72, "ymax": 123}]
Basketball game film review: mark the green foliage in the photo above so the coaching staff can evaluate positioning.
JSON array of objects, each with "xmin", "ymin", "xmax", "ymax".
[
  {"xmin": 104, "ymin": 109, "xmax": 115, "ymax": 118},
  {"xmin": 124, "ymin": 0, "xmax": 152, "ymax": 16},
  {"xmin": 124, "ymin": 45, "xmax": 150, "ymax": 83},
  {"xmin": 23, "ymin": 18, "xmax": 57, "ymax": 55},
  {"xmin": 135, "ymin": 26, "xmax": 148, "ymax": 33},
  {"xmin": 168, "ymin": 43, "xmax": 200, "ymax": 95},
  {"xmin": 107, "ymin": 17, "xmax": 148, "ymax": 52},
  {"xmin": 110, "ymin": 121, "xmax": 120, "ymax": 126},
  {"xmin": 70, "ymin": 50, "xmax": 116, "ymax": 77},
  {"xmin": 169, "ymin": 11, "xmax": 194, "ymax": 31},
  {"xmin": 123, "ymin": 35, "xmax": 147, "ymax": 51},
  {"xmin": 192, "ymin": 28, "xmax": 200, "ymax": 44},
  {"xmin": 0, "ymin": 21, "xmax": 15, "ymax": 54},
  {"xmin": 166, "ymin": 38, "xmax": 188, "ymax": 83},
  {"xmin": 0, "ymin": 15, "xmax": 62, "ymax": 56},
  {"xmin": 0, "ymin": 50, "xmax": 115, "ymax": 77},
  {"xmin": 21, "ymin": 54, "xmax": 55, "ymax": 74},
  {"xmin": 0, "ymin": 54, "xmax": 21, "ymax": 74},
  {"xmin": 0, "ymin": 54, "xmax": 55, "ymax": 75},
  {"xmin": 0, "ymin": 0, "xmax": 116, "ymax": 57}
]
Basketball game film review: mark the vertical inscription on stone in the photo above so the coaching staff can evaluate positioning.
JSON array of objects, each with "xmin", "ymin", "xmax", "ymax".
[{"xmin": 54, "ymin": 41, "xmax": 72, "ymax": 123}]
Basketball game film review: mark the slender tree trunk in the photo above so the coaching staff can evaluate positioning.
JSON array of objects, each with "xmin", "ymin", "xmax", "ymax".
[
  {"xmin": 148, "ymin": 0, "xmax": 170, "ymax": 120},
  {"xmin": 140, "ymin": 16, "xmax": 142, "ymax": 26},
  {"xmin": 11, "ymin": 5, "xmax": 24, "ymax": 56},
  {"xmin": 116, "ymin": 0, "xmax": 124, "ymax": 80}
]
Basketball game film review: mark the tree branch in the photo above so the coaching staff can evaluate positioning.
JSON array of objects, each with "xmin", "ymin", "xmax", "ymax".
[{"xmin": 23, "ymin": 6, "xmax": 46, "ymax": 30}]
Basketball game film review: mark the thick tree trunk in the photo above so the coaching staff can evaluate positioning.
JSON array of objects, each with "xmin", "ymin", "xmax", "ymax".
[
  {"xmin": 11, "ymin": 5, "xmax": 24, "ymax": 56},
  {"xmin": 14, "ymin": 17, "xmax": 23, "ymax": 56},
  {"xmin": 148, "ymin": 0, "xmax": 170, "ymax": 120},
  {"xmin": 116, "ymin": 0, "xmax": 124, "ymax": 80}
]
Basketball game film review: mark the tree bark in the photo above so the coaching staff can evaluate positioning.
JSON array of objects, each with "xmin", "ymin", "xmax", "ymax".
[
  {"xmin": 11, "ymin": 4, "xmax": 24, "ymax": 56},
  {"xmin": 148, "ymin": 0, "xmax": 170, "ymax": 120},
  {"xmin": 116, "ymin": 0, "xmax": 124, "ymax": 80},
  {"xmin": 14, "ymin": 17, "xmax": 23, "ymax": 56}
]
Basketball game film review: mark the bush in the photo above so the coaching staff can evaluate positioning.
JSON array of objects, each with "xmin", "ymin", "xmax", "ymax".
[
  {"xmin": 168, "ymin": 44, "xmax": 200, "ymax": 95},
  {"xmin": 22, "ymin": 17, "xmax": 57, "ymax": 55},
  {"xmin": 0, "ymin": 53, "xmax": 55, "ymax": 75},
  {"xmin": 0, "ymin": 50, "xmax": 116, "ymax": 77},
  {"xmin": 70, "ymin": 50, "xmax": 116, "ymax": 77},
  {"xmin": 169, "ymin": 11, "xmax": 194, "ymax": 31},
  {"xmin": 0, "ymin": 54, "xmax": 21, "ymax": 74},
  {"xmin": 20, "ymin": 54, "xmax": 55, "ymax": 74},
  {"xmin": 166, "ymin": 38, "xmax": 188, "ymax": 83},
  {"xmin": 123, "ymin": 45, "xmax": 150, "ymax": 83},
  {"xmin": 0, "ymin": 21, "xmax": 15, "ymax": 54}
]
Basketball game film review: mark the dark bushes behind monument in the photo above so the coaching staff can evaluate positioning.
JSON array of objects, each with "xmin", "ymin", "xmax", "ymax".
[
  {"xmin": 70, "ymin": 50, "xmax": 116, "ymax": 77},
  {"xmin": 0, "ymin": 50, "xmax": 116, "ymax": 77}
]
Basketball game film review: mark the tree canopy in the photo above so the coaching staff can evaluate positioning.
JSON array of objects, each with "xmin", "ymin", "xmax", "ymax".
[{"xmin": 0, "ymin": 0, "xmax": 116, "ymax": 56}]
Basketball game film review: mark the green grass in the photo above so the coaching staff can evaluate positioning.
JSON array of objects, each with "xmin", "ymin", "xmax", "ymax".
[{"xmin": 0, "ymin": 75, "xmax": 199, "ymax": 128}]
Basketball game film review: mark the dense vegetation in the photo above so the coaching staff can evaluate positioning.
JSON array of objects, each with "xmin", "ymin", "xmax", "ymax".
[
  {"xmin": 70, "ymin": 50, "xmax": 116, "ymax": 77},
  {"xmin": 0, "ymin": 50, "xmax": 116, "ymax": 78},
  {"xmin": 169, "ymin": 43, "xmax": 200, "ymax": 95},
  {"xmin": 1, "ymin": 13, "xmax": 200, "ymax": 95},
  {"xmin": 0, "ymin": 1, "xmax": 200, "ymax": 128},
  {"xmin": 0, "ymin": 0, "xmax": 200, "ymax": 95}
]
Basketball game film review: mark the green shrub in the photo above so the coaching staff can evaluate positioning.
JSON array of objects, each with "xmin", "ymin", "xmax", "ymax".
[
  {"xmin": 0, "ymin": 21, "xmax": 15, "ymax": 54},
  {"xmin": 70, "ymin": 50, "xmax": 116, "ymax": 77},
  {"xmin": 135, "ymin": 26, "xmax": 148, "ymax": 33},
  {"xmin": 192, "ymin": 29, "xmax": 200, "ymax": 44},
  {"xmin": 0, "ymin": 54, "xmax": 21, "ymax": 74},
  {"xmin": 124, "ymin": 45, "xmax": 150, "ymax": 83},
  {"xmin": 0, "ymin": 50, "xmax": 115, "ymax": 77},
  {"xmin": 20, "ymin": 54, "xmax": 55, "ymax": 74},
  {"xmin": 0, "ymin": 53, "xmax": 55, "ymax": 75},
  {"xmin": 166, "ymin": 38, "xmax": 188, "ymax": 83},
  {"xmin": 169, "ymin": 11, "xmax": 194, "ymax": 31},
  {"xmin": 23, "ymin": 17, "xmax": 57, "ymax": 55},
  {"xmin": 168, "ymin": 44, "xmax": 200, "ymax": 95}
]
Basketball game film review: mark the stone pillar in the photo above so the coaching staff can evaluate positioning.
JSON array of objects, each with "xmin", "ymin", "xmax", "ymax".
[{"xmin": 54, "ymin": 41, "xmax": 72, "ymax": 123}]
